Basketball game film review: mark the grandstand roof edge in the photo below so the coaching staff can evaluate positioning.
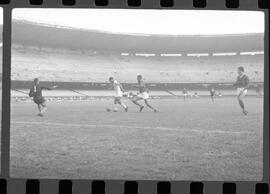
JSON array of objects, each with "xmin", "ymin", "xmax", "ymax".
[{"xmin": 12, "ymin": 19, "xmax": 264, "ymax": 38}]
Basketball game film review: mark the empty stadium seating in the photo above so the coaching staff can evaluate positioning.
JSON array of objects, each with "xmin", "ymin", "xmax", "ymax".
[{"xmin": 11, "ymin": 45, "xmax": 264, "ymax": 83}]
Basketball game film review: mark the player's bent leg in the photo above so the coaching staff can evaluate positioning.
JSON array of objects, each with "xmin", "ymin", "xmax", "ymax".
[
  {"xmin": 40, "ymin": 102, "xmax": 47, "ymax": 114},
  {"xmin": 144, "ymin": 100, "xmax": 157, "ymax": 112},
  {"xmin": 239, "ymin": 99, "xmax": 248, "ymax": 115},
  {"xmin": 112, "ymin": 97, "xmax": 119, "ymax": 112},
  {"xmin": 37, "ymin": 104, "xmax": 41, "ymax": 113},
  {"xmin": 36, "ymin": 104, "xmax": 44, "ymax": 117},
  {"xmin": 114, "ymin": 97, "xmax": 119, "ymax": 104},
  {"xmin": 117, "ymin": 98, "xmax": 128, "ymax": 112},
  {"xmin": 238, "ymin": 94, "xmax": 248, "ymax": 115},
  {"xmin": 131, "ymin": 96, "xmax": 144, "ymax": 111},
  {"xmin": 120, "ymin": 102, "xmax": 128, "ymax": 112}
]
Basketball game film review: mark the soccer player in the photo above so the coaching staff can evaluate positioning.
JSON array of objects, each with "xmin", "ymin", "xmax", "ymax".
[
  {"xmin": 29, "ymin": 78, "xmax": 57, "ymax": 117},
  {"xmin": 182, "ymin": 88, "xmax": 188, "ymax": 101},
  {"xmin": 233, "ymin": 66, "xmax": 249, "ymax": 115},
  {"xmin": 131, "ymin": 75, "xmax": 157, "ymax": 112},
  {"xmin": 108, "ymin": 77, "xmax": 128, "ymax": 112},
  {"xmin": 210, "ymin": 88, "xmax": 215, "ymax": 102}
]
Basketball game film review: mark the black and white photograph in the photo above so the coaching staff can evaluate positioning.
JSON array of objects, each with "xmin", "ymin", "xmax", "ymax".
[
  {"xmin": 10, "ymin": 9, "xmax": 264, "ymax": 180},
  {"xmin": 0, "ymin": 9, "xmax": 3, "ymax": 172}
]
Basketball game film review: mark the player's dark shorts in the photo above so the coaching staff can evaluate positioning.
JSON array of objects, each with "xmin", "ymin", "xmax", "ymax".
[{"xmin": 33, "ymin": 96, "xmax": 45, "ymax": 104}]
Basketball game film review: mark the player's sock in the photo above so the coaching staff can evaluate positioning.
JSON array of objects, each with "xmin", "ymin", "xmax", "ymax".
[
  {"xmin": 121, "ymin": 103, "xmax": 127, "ymax": 109},
  {"xmin": 120, "ymin": 103, "xmax": 128, "ymax": 112}
]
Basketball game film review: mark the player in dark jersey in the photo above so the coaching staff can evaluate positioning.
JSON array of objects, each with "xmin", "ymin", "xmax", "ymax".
[
  {"xmin": 131, "ymin": 75, "xmax": 157, "ymax": 112},
  {"xmin": 233, "ymin": 66, "xmax": 249, "ymax": 115},
  {"xmin": 29, "ymin": 78, "xmax": 57, "ymax": 117},
  {"xmin": 210, "ymin": 88, "xmax": 215, "ymax": 102}
]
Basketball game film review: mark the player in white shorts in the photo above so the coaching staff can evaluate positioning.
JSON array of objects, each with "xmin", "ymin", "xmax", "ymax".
[
  {"xmin": 210, "ymin": 88, "xmax": 215, "ymax": 102},
  {"xmin": 233, "ymin": 66, "xmax": 249, "ymax": 115},
  {"xmin": 109, "ymin": 77, "xmax": 128, "ymax": 112},
  {"xmin": 131, "ymin": 75, "xmax": 157, "ymax": 112}
]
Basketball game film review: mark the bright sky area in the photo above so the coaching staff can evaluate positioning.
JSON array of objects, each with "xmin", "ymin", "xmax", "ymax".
[{"xmin": 0, "ymin": 9, "xmax": 262, "ymax": 35}]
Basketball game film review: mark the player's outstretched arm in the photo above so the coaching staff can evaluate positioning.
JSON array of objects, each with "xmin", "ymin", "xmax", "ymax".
[
  {"xmin": 120, "ymin": 84, "xmax": 125, "ymax": 92},
  {"xmin": 43, "ymin": 85, "xmax": 58, "ymax": 90}
]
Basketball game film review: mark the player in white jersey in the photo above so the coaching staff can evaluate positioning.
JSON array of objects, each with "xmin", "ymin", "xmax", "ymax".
[
  {"xmin": 109, "ymin": 77, "xmax": 128, "ymax": 112},
  {"xmin": 182, "ymin": 88, "xmax": 188, "ymax": 101}
]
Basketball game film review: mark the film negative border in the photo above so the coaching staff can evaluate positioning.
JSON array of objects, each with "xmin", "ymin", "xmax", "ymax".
[
  {"xmin": 0, "ymin": 0, "xmax": 269, "ymax": 8},
  {"xmin": 0, "ymin": 1, "xmax": 269, "ymax": 194},
  {"xmin": 0, "ymin": 179, "xmax": 269, "ymax": 194}
]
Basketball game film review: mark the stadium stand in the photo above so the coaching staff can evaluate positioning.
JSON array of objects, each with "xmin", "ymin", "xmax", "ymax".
[
  {"xmin": 12, "ymin": 44, "xmax": 263, "ymax": 83},
  {"xmin": 11, "ymin": 20, "xmax": 264, "ymax": 84}
]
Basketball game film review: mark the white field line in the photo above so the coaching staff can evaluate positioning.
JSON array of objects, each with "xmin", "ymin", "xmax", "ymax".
[{"xmin": 11, "ymin": 121, "xmax": 257, "ymax": 135}]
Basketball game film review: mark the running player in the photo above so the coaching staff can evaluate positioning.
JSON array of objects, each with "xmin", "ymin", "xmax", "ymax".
[
  {"xmin": 183, "ymin": 88, "xmax": 188, "ymax": 101},
  {"xmin": 108, "ymin": 77, "xmax": 128, "ymax": 112},
  {"xmin": 29, "ymin": 78, "xmax": 57, "ymax": 117},
  {"xmin": 233, "ymin": 66, "xmax": 249, "ymax": 115},
  {"xmin": 131, "ymin": 75, "xmax": 157, "ymax": 112},
  {"xmin": 210, "ymin": 88, "xmax": 215, "ymax": 102}
]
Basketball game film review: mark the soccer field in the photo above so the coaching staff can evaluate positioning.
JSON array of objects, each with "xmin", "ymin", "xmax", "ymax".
[{"xmin": 10, "ymin": 97, "xmax": 264, "ymax": 180}]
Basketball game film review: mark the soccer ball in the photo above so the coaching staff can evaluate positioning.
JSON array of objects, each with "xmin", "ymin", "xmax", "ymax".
[
  {"xmin": 128, "ymin": 92, "xmax": 135, "ymax": 98},
  {"xmin": 106, "ymin": 108, "xmax": 118, "ymax": 112}
]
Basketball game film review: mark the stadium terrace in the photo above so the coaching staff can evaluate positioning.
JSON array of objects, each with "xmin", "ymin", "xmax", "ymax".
[{"xmin": 11, "ymin": 20, "xmax": 263, "ymax": 54}]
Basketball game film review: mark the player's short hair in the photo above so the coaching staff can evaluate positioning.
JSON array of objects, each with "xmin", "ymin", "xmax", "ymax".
[
  {"xmin": 109, "ymin": 77, "xmax": 114, "ymax": 81},
  {"xmin": 238, "ymin": 66, "xmax": 244, "ymax": 72},
  {"xmin": 34, "ymin": 78, "xmax": 39, "ymax": 83},
  {"xmin": 137, "ymin": 75, "xmax": 142, "ymax": 79}
]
